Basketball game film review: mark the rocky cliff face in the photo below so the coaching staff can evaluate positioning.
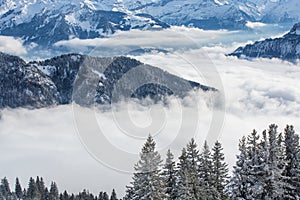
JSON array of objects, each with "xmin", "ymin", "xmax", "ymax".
[
  {"xmin": 229, "ymin": 22, "xmax": 300, "ymax": 61},
  {"xmin": 0, "ymin": 53, "xmax": 214, "ymax": 108}
]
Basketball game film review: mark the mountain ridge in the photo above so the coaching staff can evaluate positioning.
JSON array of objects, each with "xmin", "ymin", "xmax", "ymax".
[
  {"xmin": 1, "ymin": 0, "xmax": 300, "ymax": 49},
  {"xmin": 229, "ymin": 22, "xmax": 300, "ymax": 62},
  {"xmin": 0, "ymin": 52, "xmax": 214, "ymax": 108}
]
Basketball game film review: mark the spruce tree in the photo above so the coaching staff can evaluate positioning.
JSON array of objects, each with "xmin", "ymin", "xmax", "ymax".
[
  {"xmin": 175, "ymin": 148, "xmax": 194, "ymax": 200},
  {"xmin": 227, "ymin": 136, "xmax": 249, "ymax": 199},
  {"xmin": 246, "ymin": 129, "xmax": 265, "ymax": 199},
  {"xmin": 15, "ymin": 178, "xmax": 22, "ymax": 199},
  {"xmin": 110, "ymin": 189, "xmax": 117, "ymax": 200},
  {"xmin": 123, "ymin": 186, "xmax": 134, "ymax": 200},
  {"xmin": 0, "ymin": 177, "xmax": 11, "ymax": 197},
  {"xmin": 260, "ymin": 124, "xmax": 284, "ymax": 199},
  {"xmin": 199, "ymin": 141, "xmax": 219, "ymax": 199},
  {"xmin": 128, "ymin": 135, "xmax": 165, "ymax": 200},
  {"xmin": 162, "ymin": 149, "xmax": 177, "ymax": 200},
  {"xmin": 186, "ymin": 139, "xmax": 204, "ymax": 199},
  {"xmin": 49, "ymin": 182, "xmax": 59, "ymax": 200},
  {"xmin": 283, "ymin": 125, "xmax": 300, "ymax": 199},
  {"xmin": 211, "ymin": 141, "xmax": 228, "ymax": 199},
  {"xmin": 27, "ymin": 177, "xmax": 38, "ymax": 199}
]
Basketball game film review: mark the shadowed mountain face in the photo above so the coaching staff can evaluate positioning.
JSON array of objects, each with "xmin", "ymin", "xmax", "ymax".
[
  {"xmin": 0, "ymin": 52, "xmax": 214, "ymax": 108},
  {"xmin": 229, "ymin": 22, "xmax": 300, "ymax": 62}
]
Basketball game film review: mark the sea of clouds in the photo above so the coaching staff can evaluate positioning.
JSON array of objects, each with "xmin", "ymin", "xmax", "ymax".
[{"xmin": 0, "ymin": 25, "xmax": 299, "ymax": 196}]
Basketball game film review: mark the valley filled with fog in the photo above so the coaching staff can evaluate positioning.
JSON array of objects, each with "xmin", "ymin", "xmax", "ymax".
[{"xmin": 0, "ymin": 25, "xmax": 299, "ymax": 196}]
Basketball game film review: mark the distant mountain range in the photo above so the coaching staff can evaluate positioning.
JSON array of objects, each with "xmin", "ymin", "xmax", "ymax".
[
  {"xmin": 229, "ymin": 22, "xmax": 300, "ymax": 62},
  {"xmin": 0, "ymin": 52, "xmax": 213, "ymax": 108},
  {"xmin": 0, "ymin": 0, "xmax": 300, "ymax": 48}
]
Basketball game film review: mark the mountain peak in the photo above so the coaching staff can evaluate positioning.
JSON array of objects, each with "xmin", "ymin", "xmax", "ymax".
[{"xmin": 289, "ymin": 22, "xmax": 300, "ymax": 35}]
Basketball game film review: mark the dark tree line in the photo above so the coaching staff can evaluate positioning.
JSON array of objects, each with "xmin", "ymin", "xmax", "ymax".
[
  {"xmin": 0, "ymin": 176, "xmax": 119, "ymax": 200},
  {"xmin": 125, "ymin": 124, "xmax": 300, "ymax": 200}
]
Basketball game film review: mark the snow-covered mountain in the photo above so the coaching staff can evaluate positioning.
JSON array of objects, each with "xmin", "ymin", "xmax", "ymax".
[
  {"xmin": 229, "ymin": 22, "xmax": 300, "ymax": 61},
  {"xmin": 1, "ymin": 0, "xmax": 300, "ymax": 49},
  {"xmin": 122, "ymin": 0, "xmax": 300, "ymax": 29},
  {"xmin": 0, "ymin": 52, "xmax": 213, "ymax": 108},
  {"xmin": 0, "ymin": 0, "xmax": 169, "ymax": 47}
]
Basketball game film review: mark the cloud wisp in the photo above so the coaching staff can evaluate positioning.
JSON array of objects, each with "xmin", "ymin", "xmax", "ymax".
[{"xmin": 0, "ymin": 36, "xmax": 27, "ymax": 55}]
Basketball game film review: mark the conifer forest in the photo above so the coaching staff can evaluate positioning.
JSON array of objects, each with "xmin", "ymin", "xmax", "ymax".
[{"xmin": 1, "ymin": 124, "xmax": 299, "ymax": 200}]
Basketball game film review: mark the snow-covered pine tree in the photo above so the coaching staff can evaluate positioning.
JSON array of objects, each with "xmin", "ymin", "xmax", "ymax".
[
  {"xmin": 199, "ymin": 141, "xmax": 220, "ymax": 199},
  {"xmin": 49, "ymin": 182, "xmax": 59, "ymax": 200},
  {"xmin": 227, "ymin": 136, "xmax": 249, "ymax": 199},
  {"xmin": 186, "ymin": 139, "xmax": 205, "ymax": 199},
  {"xmin": 162, "ymin": 149, "xmax": 177, "ymax": 200},
  {"xmin": 61, "ymin": 190, "xmax": 69, "ymax": 200},
  {"xmin": 129, "ymin": 135, "xmax": 165, "ymax": 200},
  {"xmin": 123, "ymin": 185, "xmax": 134, "ymax": 200},
  {"xmin": 15, "ymin": 178, "xmax": 22, "ymax": 199},
  {"xmin": 110, "ymin": 189, "xmax": 118, "ymax": 200},
  {"xmin": 27, "ymin": 177, "xmax": 38, "ymax": 200},
  {"xmin": 260, "ymin": 124, "xmax": 284, "ymax": 199},
  {"xmin": 283, "ymin": 125, "xmax": 300, "ymax": 199},
  {"xmin": 36, "ymin": 176, "xmax": 46, "ymax": 199},
  {"xmin": 0, "ymin": 177, "xmax": 11, "ymax": 198},
  {"xmin": 175, "ymin": 148, "xmax": 194, "ymax": 200},
  {"xmin": 245, "ymin": 129, "xmax": 265, "ymax": 199},
  {"xmin": 211, "ymin": 141, "xmax": 229, "ymax": 199}
]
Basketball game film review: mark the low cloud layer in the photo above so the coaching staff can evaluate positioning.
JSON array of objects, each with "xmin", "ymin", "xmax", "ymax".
[{"xmin": 0, "ymin": 36, "xmax": 27, "ymax": 55}]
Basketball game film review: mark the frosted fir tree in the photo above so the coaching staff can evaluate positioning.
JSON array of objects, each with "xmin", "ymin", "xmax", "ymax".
[
  {"xmin": 0, "ymin": 177, "xmax": 11, "ymax": 198},
  {"xmin": 227, "ymin": 136, "xmax": 250, "ymax": 199},
  {"xmin": 15, "ymin": 178, "xmax": 22, "ymax": 200},
  {"xmin": 283, "ymin": 125, "xmax": 300, "ymax": 199},
  {"xmin": 175, "ymin": 148, "xmax": 194, "ymax": 200},
  {"xmin": 162, "ymin": 149, "xmax": 177, "ymax": 200},
  {"xmin": 49, "ymin": 182, "xmax": 59, "ymax": 200},
  {"xmin": 27, "ymin": 177, "xmax": 38, "ymax": 199},
  {"xmin": 211, "ymin": 141, "xmax": 229, "ymax": 199},
  {"xmin": 110, "ymin": 189, "xmax": 118, "ymax": 200},
  {"xmin": 186, "ymin": 138, "xmax": 207, "ymax": 199},
  {"xmin": 128, "ymin": 135, "xmax": 165, "ymax": 200},
  {"xmin": 245, "ymin": 129, "xmax": 266, "ymax": 199},
  {"xmin": 199, "ymin": 141, "xmax": 220, "ymax": 199},
  {"xmin": 259, "ymin": 124, "xmax": 285, "ymax": 199},
  {"xmin": 99, "ymin": 191, "xmax": 109, "ymax": 200}
]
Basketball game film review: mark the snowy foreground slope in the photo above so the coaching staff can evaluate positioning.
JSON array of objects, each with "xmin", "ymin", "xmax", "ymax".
[
  {"xmin": 230, "ymin": 22, "xmax": 300, "ymax": 61},
  {"xmin": 0, "ymin": 52, "xmax": 212, "ymax": 108}
]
